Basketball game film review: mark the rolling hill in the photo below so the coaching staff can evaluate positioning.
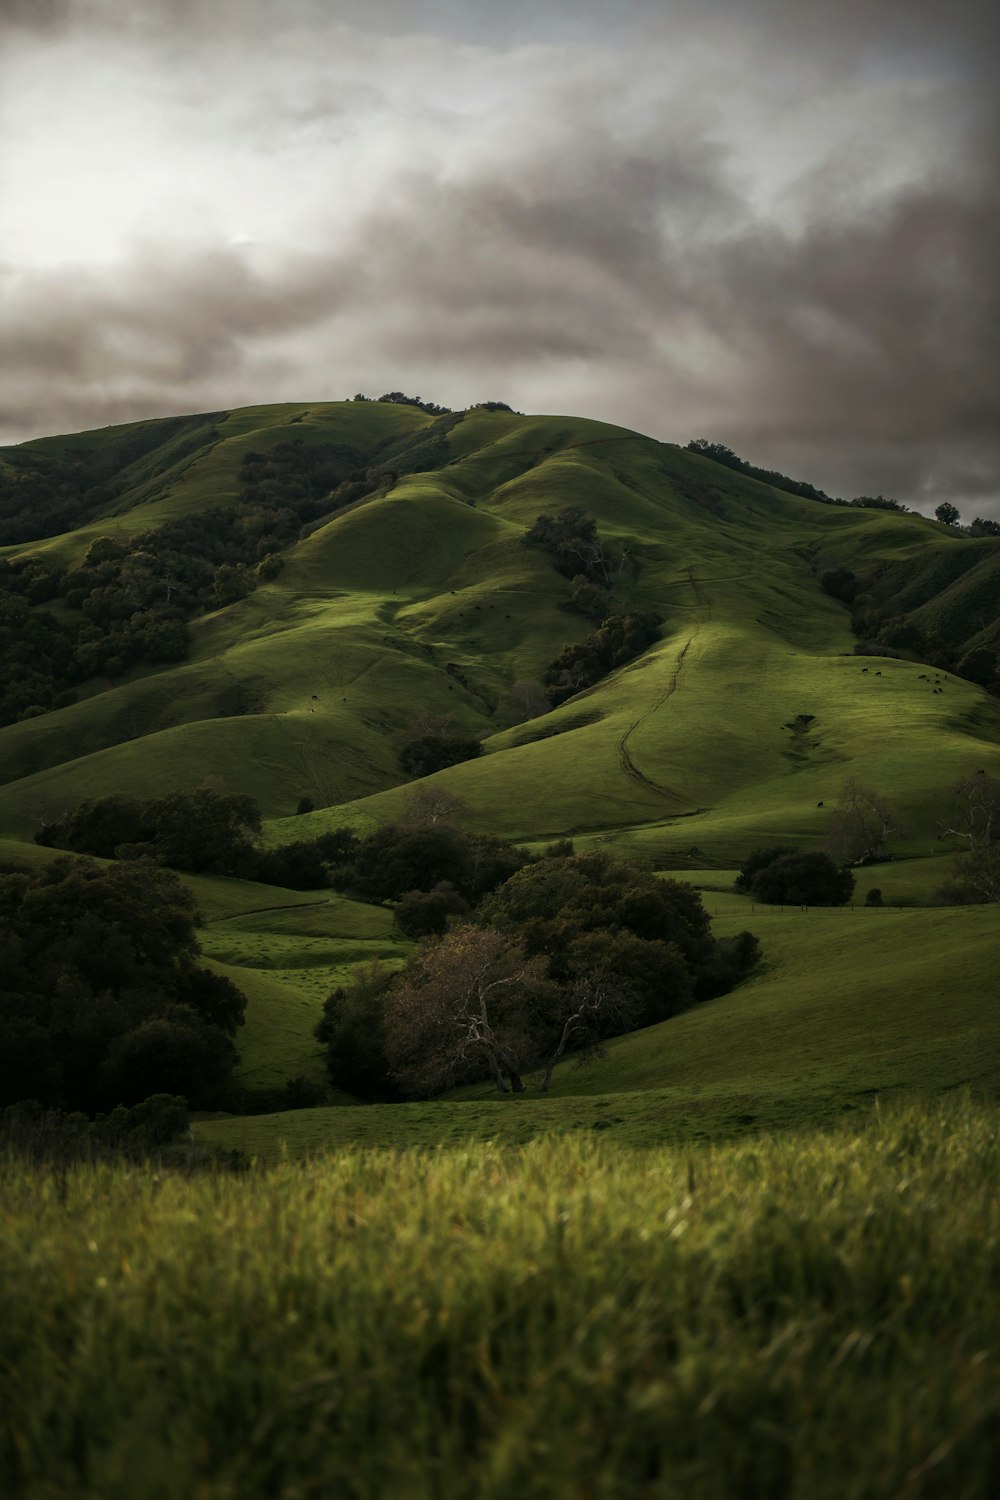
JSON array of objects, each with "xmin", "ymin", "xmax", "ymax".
[{"xmin": 2, "ymin": 398, "xmax": 998, "ymax": 1129}]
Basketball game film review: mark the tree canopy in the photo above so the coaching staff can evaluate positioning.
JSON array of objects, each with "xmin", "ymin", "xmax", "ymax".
[{"xmin": 0, "ymin": 858, "xmax": 245, "ymax": 1113}]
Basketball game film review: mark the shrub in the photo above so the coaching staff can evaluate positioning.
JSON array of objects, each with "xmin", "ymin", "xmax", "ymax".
[{"xmin": 749, "ymin": 851, "xmax": 854, "ymax": 906}]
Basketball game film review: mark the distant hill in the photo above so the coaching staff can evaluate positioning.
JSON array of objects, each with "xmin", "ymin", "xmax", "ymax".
[{"xmin": 1, "ymin": 399, "xmax": 997, "ymax": 850}]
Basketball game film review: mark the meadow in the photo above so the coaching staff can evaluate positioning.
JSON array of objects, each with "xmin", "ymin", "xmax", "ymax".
[
  {"xmin": 3, "ymin": 1097, "xmax": 997, "ymax": 1500},
  {"xmin": 2, "ymin": 401, "xmax": 999, "ymax": 1497}
]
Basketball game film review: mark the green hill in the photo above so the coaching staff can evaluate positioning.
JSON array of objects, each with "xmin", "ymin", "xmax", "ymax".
[{"xmin": 1, "ymin": 399, "xmax": 998, "ymax": 1128}]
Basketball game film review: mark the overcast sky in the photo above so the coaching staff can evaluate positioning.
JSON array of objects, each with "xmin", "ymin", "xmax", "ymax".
[{"xmin": 1, "ymin": 0, "xmax": 997, "ymax": 515}]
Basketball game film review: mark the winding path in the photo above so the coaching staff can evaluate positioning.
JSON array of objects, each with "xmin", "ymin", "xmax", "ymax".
[{"xmin": 615, "ymin": 567, "xmax": 712, "ymax": 799}]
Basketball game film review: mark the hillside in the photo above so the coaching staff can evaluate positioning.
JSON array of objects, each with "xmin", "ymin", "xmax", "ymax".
[{"xmin": 1, "ymin": 399, "xmax": 998, "ymax": 1122}]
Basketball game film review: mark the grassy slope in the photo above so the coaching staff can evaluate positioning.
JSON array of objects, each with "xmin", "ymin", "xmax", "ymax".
[
  {"xmin": 5, "ymin": 1102, "xmax": 999, "ymax": 1500},
  {"xmin": 2, "ymin": 402, "xmax": 998, "ymax": 1118}
]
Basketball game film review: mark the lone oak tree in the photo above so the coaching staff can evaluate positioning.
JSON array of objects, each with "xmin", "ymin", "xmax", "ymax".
[{"xmin": 383, "ymin": 926, "xmax": 553, "ymax": 1095}]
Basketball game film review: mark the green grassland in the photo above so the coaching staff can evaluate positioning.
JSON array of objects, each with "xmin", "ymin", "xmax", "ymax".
[
  {"xmin": 4, "ymin": 404, "xmax": 1000, "ymax": 1500},
  {"xmin": 2, "ymin": 400, "xmax": 998, "ymax": 1126},
  {"xmin": 4, "ymin": 1099, "xmax": 999, "ymax": 1499}
]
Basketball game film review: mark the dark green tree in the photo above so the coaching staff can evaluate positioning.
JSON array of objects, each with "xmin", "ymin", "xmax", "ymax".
[{"xmin": 749, "ymin": 851, "xmax": 854, "ymax": 906}]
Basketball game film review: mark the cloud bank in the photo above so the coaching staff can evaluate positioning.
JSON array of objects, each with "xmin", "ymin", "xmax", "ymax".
[{"xmin": 1, "ymin": 0, "xmax": 997, "ymax": 514}]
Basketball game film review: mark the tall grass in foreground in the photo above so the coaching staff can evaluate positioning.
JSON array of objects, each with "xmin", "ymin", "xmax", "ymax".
[{"xmin": 2, "ymin": 1098, "xmax": 998, "ymax": 1500}]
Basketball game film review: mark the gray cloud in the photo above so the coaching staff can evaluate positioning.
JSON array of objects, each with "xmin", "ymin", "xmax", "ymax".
[{"xmin": 1, "ymin": 0, "xmax": 997, "ymax": 517}]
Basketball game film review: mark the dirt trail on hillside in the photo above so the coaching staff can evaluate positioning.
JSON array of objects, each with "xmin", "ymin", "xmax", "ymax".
[
  {"xmin": 206, "ymin": 898, "xmax": 333, "ymax": 924},
  {"xmin": 615, "ymin": 567, "xmax": 711, "ymax": 799}
]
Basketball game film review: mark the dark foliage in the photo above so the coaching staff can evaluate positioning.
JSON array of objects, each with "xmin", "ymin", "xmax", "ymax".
[
  {"xmin": 734, "ymin": 846, "xmax": 798, "ymax": 892},
  {"xmin": 849, "ymin": 494, "xmax": 909, "ymax": 513},
  {"xmin": 744, "ymin": 850, "xmax": 855, "ymax": 906},
  {"xmin": 399, "ymin": 735, "xmax": 483, "ymax": 778},
  {"xmin": 394, "ymin": 881, "xmax": 471, "ymax": 938},
  {"xmin": 329, "ymin": 822, "xmax": 526, "ymax": 905},
  {"xmin": 320, "ymin": 851, "xmax": 760, "ymax": 1098},
  {"xmin": 543, "ymin": 611, "xmax": 661, "ymax": 706},
  {"xmin": 316, "ymin": 963, "xmax": 402, "ymax": 1101},
  {"xmin": 841, "ymin": 535, "xmax": 1000, "ymax": 691},
  {"xmin": 820, "ymin": 567, "xmax": 859, "ymax": 604},
  {"xmin": 685, "ymin": 439, "xmax": 834, "ymax": 503},
  {"xmin": 523, "ymin": 506, "xmax": 615, "ymax": 584},
  {"xmin": 39, "ymin": 789, "xmax": 261, "ymax": 876},
  {"xmin": 376, "ymin": 392, "xmax": 452, "ymax": 414},
  {"xmin": 0, "ymin": 859, "xmax": 245, "ymax": 1112},
  {"xmin": 0, "ymin": 414, "xmax": 466, "ymax": 726},
  {"xmin": 0, "ymin": 1094, "xmax": 189, "ymax": 1165},
  {"xmin": 480, "ymin": 850, "xmax": 756, "ymax": 1023}
]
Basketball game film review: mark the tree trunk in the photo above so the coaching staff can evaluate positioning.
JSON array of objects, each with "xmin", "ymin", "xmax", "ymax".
[
  {"xmin": 508, "ymin": 1070, "xmax": 525, "ymax": 1093},
  {"xmin": 540, "ymin": 1015, "xmax": 578, "ymax": 1093},
  {"xmin": 487, "ymin": 1052, "xmax": 509, "ymax": 1093}
]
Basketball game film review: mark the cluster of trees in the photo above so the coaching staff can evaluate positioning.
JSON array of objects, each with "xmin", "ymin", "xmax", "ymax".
[
  {"xmin": 36, "ymin": 788, "xmax": 526, "ymax": 906},
  {"xmin": 318, "ymin": 850, "xmax": 760, "ymax": 1098},
  {"xmin": 848, "ymin": 495, "xmax": 909, "ymax": 513},
  {"xmin": 522, "ymin": 508, "xmax": 659, "ymax": 705},
  {"xmin": 352, "ymin": 392, "xmax": 453, "ymax": 415},
  {"xmin": 0, "ymin": 860, "xmax": 245, "ymax": 1113},
  {"xmin": 1, "ymin": 1094, "xmax": 191, "ymax": 1166},
  {"xmin": 935, "ymin": 503, "xmax": 1000, "ymax": 536},
  {"xmin": 685, "ymin": 440, "xmax": 834, "ymax": 504},
  {"xmin": 686, "ymin": 439, "xmax": 990, "ymax": 525},
  {"xmin": 734, "ymin": 779, "xmax": 901, "ymax": 905},
  {"xmin": 543, "ymin": 611, "xmax": 662, "ymax": 706},
  {"xmin": 0, "ymin": 439, "xmax": 347, "ymax": 724},
  {"xmin": 524, "ymin": 506, "xmax": 618, "ymax": 586},
  {"xmin": 735, "ymin": 848, "xmax": 855, "ymax": 906},
  {"xmin": 399, "ymin": 733, "xmax": 483, "ymax": 778},
  {"xmin": 38, "ymin": 789, "xmax": 262, "ymax": 875}
]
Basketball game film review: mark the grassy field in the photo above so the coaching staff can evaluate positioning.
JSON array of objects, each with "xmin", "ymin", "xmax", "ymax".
[
  {"xmin": 3, "ymin": 1098, "xmax": 998, "ymax": 1499},
  {"xmin": 3, "ymin": 403, "xmax": 999, "ymax": 1497}
]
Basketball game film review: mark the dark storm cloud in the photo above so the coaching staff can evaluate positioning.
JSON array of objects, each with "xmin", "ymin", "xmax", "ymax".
[{"xmin": 1, "ymin": 0, "xmax": 997, "ymax": 515}]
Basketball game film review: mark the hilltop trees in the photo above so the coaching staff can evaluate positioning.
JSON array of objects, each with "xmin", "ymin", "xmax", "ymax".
[
  {"xmin": 935, "ymin": 503, "xmax": 960, "ymax": 526},
  {"xmin": 685, "ymin": 439, "xmax": 833, "ymax": 503}
]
